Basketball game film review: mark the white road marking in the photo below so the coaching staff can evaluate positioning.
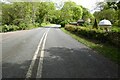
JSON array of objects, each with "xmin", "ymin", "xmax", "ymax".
[
  {"xmin": 25, "ymin": 30, "xmax": 47, "ymax": 79},
  {"xmin": 36, "ymin": 28, "xmax": 50, "ymax": 78}
]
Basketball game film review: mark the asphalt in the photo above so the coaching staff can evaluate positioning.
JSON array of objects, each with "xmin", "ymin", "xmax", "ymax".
[
  {"xmin": 2, "ymin": 28, "xmax": 46, "ymax": 78},
  {"xmin": 1, "ymin": 25, "xmax": 119, "ymax": 79}
]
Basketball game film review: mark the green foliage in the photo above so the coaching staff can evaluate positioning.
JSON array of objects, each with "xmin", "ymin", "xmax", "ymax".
[
  {"xmin": 35, "ymin": 2, "xmax": 56, "ymax": 25},
  {"xmin": 0, "ymin": 3, "xmax": 1, "ymax": 23},
  {"xmin": 60, "ymin": 21, "xmax": 68, "ymax": 27},
  {"xmin": 2, "ymin": 25, "xmax": 19, "ymax": 32},
  {"xmin": 19, "ymin": 23, "xmax": 27, "ymax": 30},
  {"xmin": 2, "ymin": 2, "xmax": 33, "ymax": 25},
  {"xmin": 61, "ymin": 28, "xmax": 120, "ymax": 64},
  {"xmin": 65, "ymin": 25, "xmax": 120, "ymax": 48},
  {"xmin": 82, "ymin": 7, "xmax": 94, "ymax": 22},
  {"xmin": 49, "ymin": 1, "xmax": 92, "ymax": 25},
  {"xmin": 61, "ymin": 1, "xmax": 83, "ymax": 22},
  {"xmin": 1, "ymin": 1, "xmax": 98, "ymax": 32},
  {"xmin": 94, "ymin": 1, "xmax": 120, "ymax": 27},
  {"xmin": 65, "ymin": 25, "xmax": 77, "ymax": 32},
  {"xmin": 72, "ymin": 6, "xmax": 83, "ymax": 20},
  {"xmin": 2, "ymin": 23, "xmax": 38, "ymax": 32},
  {"xmin": 1, "ymin": 2, "xmax": 56, "ymax": 32},
  {"xmin": 93, "ymin": 9, "xmax": 116, "ymax": 22}
]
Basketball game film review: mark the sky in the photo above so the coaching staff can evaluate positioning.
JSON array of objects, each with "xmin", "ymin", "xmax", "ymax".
[
  {"xmin": 71, "ymin": 0, "xmax": 104, "ymax": 13},
  {"xmin": 0, "ymin": 0, "xmax": 105, "ymax": 13},
  {"xmin": 53, "ymin": 0, "xmax": 105, "ymax": 13}
]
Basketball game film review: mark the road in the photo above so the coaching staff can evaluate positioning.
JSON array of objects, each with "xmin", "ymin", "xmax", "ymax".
[{"xmin": 1, "ymin": 25, "xmax": 118, "ymax": 79}]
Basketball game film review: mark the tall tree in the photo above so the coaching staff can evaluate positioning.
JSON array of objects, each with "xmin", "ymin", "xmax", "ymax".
[
  {"xmin": 35, "ymin": 2, "xmax": 55, "ymax": 25},
  {"xmin": 2, "ymin": 2, "xmax": 33, "ymax": 25},
  {"xmin": 72, "ymin": 6, "xmax": 83, "ymax": 20},
  {"xmin": 61, "ymin": 1, "xmax": 83, "ymax": 22}
]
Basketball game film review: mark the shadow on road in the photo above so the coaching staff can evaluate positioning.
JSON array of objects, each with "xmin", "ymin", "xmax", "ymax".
[
  {"xmin": 2, "ymin": 47, "xmax": 119, "ymax": 79},
  {"xmin": 42, "ymin": 47, "xmax": 118, "ymax": 78},
  {"xmin": 2, "ymin": 60, "xmax": 31, "ymax": 79}
]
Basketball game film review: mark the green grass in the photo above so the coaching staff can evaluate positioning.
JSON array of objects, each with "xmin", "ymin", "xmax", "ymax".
[
  {"xmin": 111, "ymin": 26, "xmax": 120, "ymax": 32},
  {"xmin": 61, "ymin": 28, "xmax": 119, "ymax": 64}
]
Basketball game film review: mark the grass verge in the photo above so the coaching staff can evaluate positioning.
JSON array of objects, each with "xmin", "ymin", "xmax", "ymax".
[{"xmin": 61, "ymin": 28, "xmax": 119, "ymax": 64}]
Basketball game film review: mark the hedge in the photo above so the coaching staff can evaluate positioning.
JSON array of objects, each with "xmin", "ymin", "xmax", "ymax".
[{"xmin": 65, "ymin": 25, "xmax": 120, "ymax": 48}]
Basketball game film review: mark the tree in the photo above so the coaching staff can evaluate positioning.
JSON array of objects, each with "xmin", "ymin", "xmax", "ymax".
[
  {"xmin": 72, "ymin": 6, "xmax": 83, "ymax": 20},
  {"xmin": 61, "ymin": 1, "xmax": 76, "ymax": 22},
  {"xmin": 82, "ymin": 7, "xmax": 94, "ymax": 23},
  {"xmin": 93, "ymin": 19, "xmax": 98, "ymax": 29},
  {"xmin": 0, "ymin": 3, "xmax": 1, "ymax": 23},
  {"xmin": 94, "ymin": 1, "xmax": 120, "ymax": 27},
  {"xmin": 2, "ymin": 2, "xmax": 33, "ymax": 25},
  {"xmin": 94, "ymin": 9, "xmax": 116, "ymax": 22},
  {"xmin": 61, "ymin": 1, "xmax": 83, "ymax": 22},
  {"xmin": 35, "ymin": 2, "xmax": 55, "ymax": 26}
]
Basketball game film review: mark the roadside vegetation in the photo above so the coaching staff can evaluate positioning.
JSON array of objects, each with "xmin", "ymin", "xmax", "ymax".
[
  {"xmin": 61, "ymin": 1, "xmax": 120, "ymax": 64},
  {"xmin": 1, "ymin": 2, "xmax": 56, "ymax": 32},
  {"xmin": 61, "ymin": 27, "xmax": 120, "ymax": 64},
  {"xmin": 1, "ymin": 1, "xmax": 93, "ymax": 32},
  {"xmin": 1, "ymin": 0, "xmax": 120, "ymax": 64}
]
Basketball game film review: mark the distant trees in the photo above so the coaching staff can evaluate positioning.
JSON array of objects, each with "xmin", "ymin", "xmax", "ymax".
[
  {"xmin": 50, "ymin": 1, "xmax": 93, "ymax": 26},
  {"xmin": 2, "ymin": 1, "xmax": 94, "ymax": 28},
  {"xmin": 35, "ymin": 2, "xmax": 55, "ymax": 25},
  {"xmin": 2, "ymin": 2, "xmax": 56, "ymax": 26}
]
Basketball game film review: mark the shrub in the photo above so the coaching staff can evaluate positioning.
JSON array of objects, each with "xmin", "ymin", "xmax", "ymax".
[
  {"xmin": 2, "ymin": 25, "xmax": 9, "ymax": 32},
  {"xmin": 34, "ymin": 23, "xmax": 39, "ymax": 27},
  {"xmin": 60, "ymin": 21, "xmax": 68, "ymax": 27},
  {"xmin": 65, "ymin": 25, "xmax": 120, "ymax": 47},
  {"xmin": 2, "ymin": 25, "xmax": 20, "ymax": 32},
  {"xmin": 65, "ymin": 25, "xmax": 77, "ymax": 32},
  {"xmin": 26, "ymin": 24, "xmax": 35, "ymax": 29},
  {"xmin": 111, "ymin": 27, "xmax": 120, "ymax": 32},
  {"xmin": 19, "ymin": 23, "xmax": 27, "ymax": 30},
  {"xmin": 1, "ymin": 23, "xmax": 37, "ymax": 32},
  {"xmin": 107, "ymin": 32, "xmax": 120, "ymax": 47}
]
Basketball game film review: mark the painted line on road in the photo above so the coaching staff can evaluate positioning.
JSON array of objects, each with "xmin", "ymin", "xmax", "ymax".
[
  {"xmin": 25, "ymin": 30, "xmax": 47, "ymax": 79},
  {"xmin": 36, "ymin": 28, "xmax": 50, "ymax": 78}
]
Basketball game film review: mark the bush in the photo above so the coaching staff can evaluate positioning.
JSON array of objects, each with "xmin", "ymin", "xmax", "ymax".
[
  {"xmin": 1, "ymin": 22, "xmax": 37, "ymax": 32},
  {"xmin": 65, "ymin": 25, "xmax": 77, "ymax": 32},
  {"xmin": 107, "ymin": 32, "xmax": 120, "ymax": 47},
  {"xmin": 60, "ymin": 21, "xmax": 68, "ymax": 27},
  {"xmin": 2, "ymin": 25, "xmax": 19, "ymax": 32},
  {"xmin": 34, "ymin": 23, "xmax": 39, "ymax": 27},
  {"xmin": 65, "ymin": 25, "xmax": 120, "ymax": 48},
  {"xmin": 2, "ymin": 25, "xmax": 8, "ymax": 32},
  {"xmin": 19, "ymin": 23, "xmax": 27, "ymax": 30},
  {"xmin": 111, "ymin": 27, "xmax": 120, "ymax": 32}
]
